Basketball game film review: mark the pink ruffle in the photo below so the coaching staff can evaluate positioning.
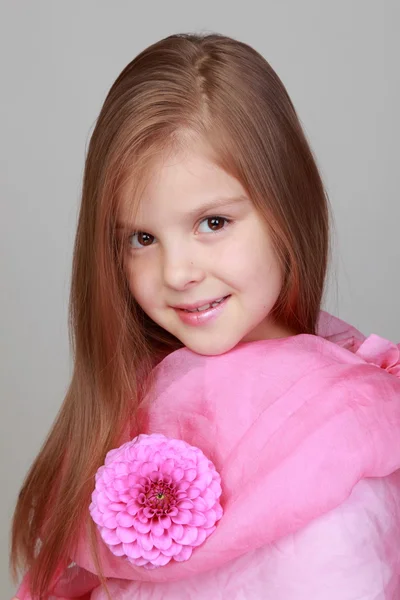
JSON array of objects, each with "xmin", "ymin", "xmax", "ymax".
[
  {"xmin": 335, "ymin": 334, "xmax": 400, "ymax": 378},
  {"xmin": 318, "ymin": 309, "xmax": 400, "ymax": 377}
]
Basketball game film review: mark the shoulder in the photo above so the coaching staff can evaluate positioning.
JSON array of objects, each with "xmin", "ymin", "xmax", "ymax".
[
  {"xmin": 149, "ymin": 332, "xmax": 400, "ymax": 407},
  {"xmin": 142, "ymin": 333, "xmax": 400, "ymax": 462}
]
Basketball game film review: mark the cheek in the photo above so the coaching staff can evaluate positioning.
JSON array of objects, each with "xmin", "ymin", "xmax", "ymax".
[
  {"xmin": 249, "ymin": 230, "xmax": 283, "ymax": 293},
  {"xmin": 219, "ymin": 234, "xmax": 282, "ymax": 291},
  {"xmin": 124, "ymin": 259, "xmax": 155, "ymax": 307}
]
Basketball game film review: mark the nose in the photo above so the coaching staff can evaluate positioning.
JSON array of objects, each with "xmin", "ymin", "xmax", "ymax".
[{"xmin": 162, "ymin": 244, "xmax": 205, "ymax": 291}]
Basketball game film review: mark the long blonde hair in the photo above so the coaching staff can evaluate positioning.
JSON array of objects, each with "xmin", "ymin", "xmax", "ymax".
[{"xmin": 10, "ymin": 32, "xmax": 330, "ymax": 597}]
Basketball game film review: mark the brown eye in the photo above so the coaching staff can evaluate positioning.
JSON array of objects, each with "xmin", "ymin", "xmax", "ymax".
[
  {"xmin": 208, "ymin": 217, "xmax": 224, "ymax": 230},
  {"xmin": 198, "ymin": 216, "xmax": 230, "ymax": 233},
  {"xmin": 129, "ymin": 232, "xmax": 155, "ymax": 248}
]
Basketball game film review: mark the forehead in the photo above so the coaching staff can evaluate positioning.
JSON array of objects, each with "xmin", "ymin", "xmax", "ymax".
[{"xmin": 118, "ymin": 146, "xmax": 247, "ymax": 225}]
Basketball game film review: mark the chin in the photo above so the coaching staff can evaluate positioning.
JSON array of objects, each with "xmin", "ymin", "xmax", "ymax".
[{"xmin": 183, "ymin": 336, "xmax": 240, "ymax": 357}]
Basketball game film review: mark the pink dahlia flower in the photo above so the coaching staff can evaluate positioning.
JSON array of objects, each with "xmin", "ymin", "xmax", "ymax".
[{"xmin": 89, "ymin": 433, "xmax": 223, "ymax": 569}]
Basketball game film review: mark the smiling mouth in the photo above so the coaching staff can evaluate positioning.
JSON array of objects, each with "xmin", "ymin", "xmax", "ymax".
[{"xmin": 179, "ymin": 296, "xmax": 230, "ymax": 313}]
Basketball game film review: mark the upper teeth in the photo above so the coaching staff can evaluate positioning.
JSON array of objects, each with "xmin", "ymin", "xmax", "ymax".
[{"xmin": 185, "ymin": 297, "xmax": 225, "ymax": 312}]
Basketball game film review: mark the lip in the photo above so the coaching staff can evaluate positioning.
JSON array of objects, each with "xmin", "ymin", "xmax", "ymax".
[
  {"xmin": 173, "ymin": 295, "xmax": 230, "ymax": 326},
  {"xmin": 172, "ymin": 295, "xmax": 229, "ymax": 311}
]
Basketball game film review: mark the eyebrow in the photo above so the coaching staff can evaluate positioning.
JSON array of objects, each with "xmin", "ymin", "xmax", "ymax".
[
  {"xmin": 116, "ymin": 194, "xmax": 249, "ymax": 231},
  {"xmin": 186, "ymin": 194, "xmax": 248, "ymax": 220}
]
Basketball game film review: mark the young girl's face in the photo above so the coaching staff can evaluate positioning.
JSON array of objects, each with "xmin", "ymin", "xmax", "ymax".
[{"xmin": 118, "ymin": 144, "xmax": 290, "ymax": 356}]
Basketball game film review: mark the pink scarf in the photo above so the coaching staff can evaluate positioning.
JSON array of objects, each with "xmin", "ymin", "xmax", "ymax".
[{"xmin": 16, "ymin": 311, "xmax": 400, "ymax": 598}]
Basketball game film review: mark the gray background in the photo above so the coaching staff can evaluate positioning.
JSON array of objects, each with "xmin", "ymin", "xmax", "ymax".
[{"xmin": 1, "ymin": 1, "xmax": 399, "ymax": 596}]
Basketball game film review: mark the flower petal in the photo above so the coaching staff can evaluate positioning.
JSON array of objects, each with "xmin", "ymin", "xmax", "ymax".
[
  {"xmin": 187, "ymin": 487, "xmax": 201, "ymax": 499},
  {"xmin": 101, "ymin": 528, "xmax": 120, "ymax": 546},
  {"xmin": 116, "ymin": 526, "xmax": 137, "ymax": 543},
  {"xmin": 142, "ymin": 548, "xmax": 161, "ymax": 561},
  {"xmin": 104, "ymin": 488, "xmax": 120, "ymax": 502},
  {"xmin": 202, "ymin": 487, "xmax": 217, "ymax": 509},
  {"xmin": 176, "ymin": 480, "xmax": 191, "ymax": 492},
  {"xmin": 151, "ymin": 553, "xmax": 172, "ymax": 567},
  {"xmin": 114, "ymin": 462, "xmax": 129, "ymax": 477},
  {"xmin": 90, "ymin": 506, "xmax": 103, "ymax": 526},
  {"xmin": 116, "ymin": 512, "xmax": 134, "ymax": 528},
  {"xmin": 137, "ymin": 532, "xmax": 154, "ymax": 552},
  {"xmin": 179, "ymin": 525, "xmax": 199, "ymax": 546},
  {"xmin": 191, "ymin": 526, "xmax": 208, "ymax": 547},
  {"xmin": 192, "ymin": 496, "xmax": 207, "ymax": 511},
  {"xmin": 190, "ymin": 510, "xmax": 207, "ymax": 527},
  {"xmin": 161, "ymin": 541, "xmax": 183, "ymax": 557},
  {"xmin": 123, "ymin": 541, "xmax": 142, "ymax": 559},
  {"xmin": 152, "ymin": 531, "xmax": 172, "ymax": 551},
  {"xmin": 177, "ymin": 499, "xmax": 193, "ymax": 510},
  {"xmin": 130, "ymin": 556, "xmax": 148, "ymax": 567},
  {"xmin": 140, "ymin": 462, "xmax": 156, "ymax": 477},
  {"xmin": 214, "ymin": 503, "xmax": 223, "ymax": 520},
  {"xmin": 203, "ymin": 508, "xmax": 217, "ymax": 527},
  {"xmin": 174, "ymin": 545, "xmax": 193, "ymax": 562},
  {"xmin": 172, "ymin": 467, "xmax": 184, "ymax": 481},
  {"xmin": 114, "ymin": 478, "xmax": 129, "ymax": 492},
  {"xmin": 110, "ymin": 542, "xmax": 125, "ymax": 556},
  {"xmin": 109, "ymin": 502, "xmax": 126, "ymax": 511},
  {"xmin": 151, "ymin": 519, "xmax": 164, "ymax": 537},
  {"xmin": 135, "ymin": 520, "xmax": 151, "ymax": 534},
  {"xmin": 169, "ymin": 523, "xmax": 184, "ymax": 541},
  {"xmin": 96, "ymin": 491, "xmax": 109, "ymax": 510},
  {"xmin": 159, "ymin": 515, "xmax": 171, "ymax": 529},
  {"xmin": 126, "ymin": 501, "xmax": 141, "ymax": 515},
  {"xmin": 160, "ymin": 458, "xmax": 175, "ymax": 475},
  {"xmin": 103, "ymin": 515, "xmax": 118, "ymax": 529},
  {"xmin": 171, "ymin": 509, "xmax": 192, "ymax": 525},
  {"xmin": 184, "ymin": 468, "xmax": 197, "ymax": 482}
]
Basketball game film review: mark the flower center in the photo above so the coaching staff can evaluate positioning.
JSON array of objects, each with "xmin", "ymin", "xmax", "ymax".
[{"xmin": 146, "ymin": 481, "xmax": 176, "ymax": 513}]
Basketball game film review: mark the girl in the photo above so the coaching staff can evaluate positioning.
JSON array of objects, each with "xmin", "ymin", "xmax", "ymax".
[{"xmin": 11, "ymin": 33, "xmax": 400, "ymax": 599}]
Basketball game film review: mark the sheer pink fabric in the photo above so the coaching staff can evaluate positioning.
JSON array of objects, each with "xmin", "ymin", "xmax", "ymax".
[{"xmin": 15, "ymin": 311, "xmax": 400, "ymax": 599}]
